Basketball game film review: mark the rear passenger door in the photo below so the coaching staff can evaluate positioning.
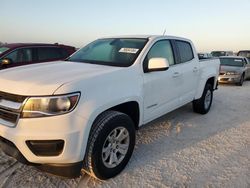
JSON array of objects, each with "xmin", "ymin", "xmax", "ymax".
[{"xmin": 173, "ymin": 40, "xmax": 199, "ymax": 105}]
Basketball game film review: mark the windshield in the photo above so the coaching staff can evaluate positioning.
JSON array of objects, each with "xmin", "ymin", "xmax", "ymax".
[
  {"xmin": 211, "ymin": 51, "xmax": 226, "ymax": 57},
  {"xmin": 0, "ymin": 47, "xmax": 10, "ymax": 54},
  {"xmin": 220, "ymin": 58, "xmax": 245, "ymax": 67},
  {"xmin": 67, "ymin": 38, "xmax": 148, "ymax": 67}
]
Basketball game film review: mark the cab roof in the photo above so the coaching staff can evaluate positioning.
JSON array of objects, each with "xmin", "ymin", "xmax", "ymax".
[{"xmin": 99, "ymin": 35, "xmax": 191, "ymax": 42}]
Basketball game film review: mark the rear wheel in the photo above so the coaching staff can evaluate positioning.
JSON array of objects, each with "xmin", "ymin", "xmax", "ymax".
[
  {"xmin": 83, "ymin": 111, "xmax": 135, "ymax": 180},
  {"xmin": 193, "ymin": 83, "xmax": 213, "ymax": 114}
]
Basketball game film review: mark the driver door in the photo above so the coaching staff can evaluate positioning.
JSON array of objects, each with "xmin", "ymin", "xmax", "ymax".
[{"xmin": 143, "ymin": 40, "xmax": 182, "ymax": 123}]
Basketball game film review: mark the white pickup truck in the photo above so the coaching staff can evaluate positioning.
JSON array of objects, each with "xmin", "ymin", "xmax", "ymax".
[{"xmin": 0, "ymin": 35, "xmax": 219, "ymax": 180}]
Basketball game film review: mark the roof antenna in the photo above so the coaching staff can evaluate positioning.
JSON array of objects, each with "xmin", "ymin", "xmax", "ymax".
[{"xmin": 163, "ymin": 29, "xmax": 166, "ymax": 36}]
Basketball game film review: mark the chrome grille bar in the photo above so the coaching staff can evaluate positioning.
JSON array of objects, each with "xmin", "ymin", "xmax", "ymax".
[
  {"xmin": 0, "ymin": 91, "xmax": 27, "ymax": 128},
  {"xmin": 0, "ymin": 99, "xmax": 23, "ymax": 111},
  {"xmin": 0, "ymin": 108, "xmax": 20, "ymax": 128}
]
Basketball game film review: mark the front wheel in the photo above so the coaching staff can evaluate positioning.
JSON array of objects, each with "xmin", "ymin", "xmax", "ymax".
[
  {"xmin": 193, "ymin": 83, "xmax": 213, "ymax": 114},
  {"xmin": 237, "ymin": 74, "xmax": 244, "ymax": 86},
  {"xmin": 83, "ymin": 111, "xmax": 135, "ymax": 180}
]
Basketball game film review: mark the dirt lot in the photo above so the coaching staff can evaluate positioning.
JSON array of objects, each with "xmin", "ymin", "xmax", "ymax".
[{"xmin": 0, "ymin": 82, "xmax": 249, "ymax": 188}]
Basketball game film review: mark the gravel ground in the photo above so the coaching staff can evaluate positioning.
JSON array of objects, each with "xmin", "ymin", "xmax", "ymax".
[{"xmin": 0, "ymin": 82, "xmax": 249, "ymax": 188}]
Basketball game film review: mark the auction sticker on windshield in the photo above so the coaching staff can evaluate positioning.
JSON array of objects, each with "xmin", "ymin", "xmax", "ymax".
[{"xmin": 119, "ymin": 48, "xmax": 139, "ymax": 54}]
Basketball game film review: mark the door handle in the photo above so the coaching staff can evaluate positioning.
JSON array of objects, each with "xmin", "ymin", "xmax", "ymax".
[
  {"xmin": 173, "ymin": 72, "xmax": 181, "ymax": 78},
  {"xmin": 193, "ymin": 67, "xmax": 198, "ymax": 72}
]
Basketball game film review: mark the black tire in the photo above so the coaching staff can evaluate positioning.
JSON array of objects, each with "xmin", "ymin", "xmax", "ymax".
[
  {"xmin": 193, "ymin": 83, "xmax": 213, "ymax": 114},
  {"xmin": 83, "ymin": 111, "xmax": 135, "ymax": 180},
  {"xmin": 236, "ymin": 74, "xmax": 244, "ymax": 86}
]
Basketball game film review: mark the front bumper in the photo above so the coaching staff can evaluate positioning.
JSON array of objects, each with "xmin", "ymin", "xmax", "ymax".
[
  {"xmin": 0, "ymin": 112, "xmax": 88, "ymax": 177},
  {"xmin": 0, "ymin": 136, "xmax": 82, "ymax": 178},
  {"xmin": 218, "ymin": 75, "xmax": 241, "ymax": 84}
]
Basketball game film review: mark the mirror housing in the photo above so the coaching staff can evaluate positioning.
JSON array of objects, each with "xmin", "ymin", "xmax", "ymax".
[
  {"xmin": 1, "ymin": 58, "xmax": 11, "ymax": 66},
  {"xmin": 147, "ymin": 58, "xmax": 170, "ymax": 72}
]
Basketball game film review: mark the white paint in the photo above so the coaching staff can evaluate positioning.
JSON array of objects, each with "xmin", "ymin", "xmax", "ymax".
[{"xmin": 0, "ymin": 35, "xmax": 220, "ymax": 174}]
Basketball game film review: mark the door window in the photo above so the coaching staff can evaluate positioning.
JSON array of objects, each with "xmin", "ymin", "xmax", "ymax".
[
  {"xmin": 144, "ymin": 40, "xmax": 175, "ymax": 70},
  {"xmin": 37, "ymin": 47, "xmax": 63, "ymax": 61},
  {"xmin": 61, "ymin": 48, "xmax": 70, "ymax": 58},
  {"xmin": 4, "ymin": 48, "xmax": 32, "ymax": 63},
  {"xmin": 176, "ymin": 40, "xmax": 194, "ymax": 63}
]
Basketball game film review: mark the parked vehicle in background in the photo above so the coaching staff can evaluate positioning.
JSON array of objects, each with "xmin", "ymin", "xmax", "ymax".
[
  {"xmin": 211, "ymin": 51, "xmax": 233, "ymax": 57},
  {"xmin": 0, "ymin": 43, "xmax": 76, "ymax": 70},
  {"xmin": 237, "ymin": 50, "xmax": 250, "ymax": 61},
  {"xmin": 218, "ymin": 56, "xmax": 250, "ymax": 86},
  {"xmin": 0, "ymin": 35, "xmax": 220, "ymax": 180},
  {"xmin": 198, "ymin": 53, "xmax": 213, "ymax": 60}
]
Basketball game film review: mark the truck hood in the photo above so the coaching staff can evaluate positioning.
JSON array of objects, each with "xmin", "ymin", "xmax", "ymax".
[
  {"xmin": 220, "ymin": 65, "xmax": 244, "ymax": 73},
  {"xmin": 0, "ymin": 61, "xmax": 123, "ymax": 95}
]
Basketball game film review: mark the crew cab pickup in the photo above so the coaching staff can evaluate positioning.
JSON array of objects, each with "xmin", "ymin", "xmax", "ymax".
[{"xmin": 0, "ymin": 35, "xmax": 220, "ymax": 180}]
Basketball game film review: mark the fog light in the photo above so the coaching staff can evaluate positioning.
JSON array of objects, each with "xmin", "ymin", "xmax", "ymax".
[{"xmin": 26, "ymin": 140, "xmax": 64, "ymax": 156}]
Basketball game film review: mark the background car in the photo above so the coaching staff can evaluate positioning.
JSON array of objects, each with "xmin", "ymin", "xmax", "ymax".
[
  {"xmin": 0, "ymin": 43, "xmax": 76, "ymax": 70},
  {"xmin": 198, "ymin": 53, "xmax": 213, "ymax": 60},
  {"xmin": 237, "ymin": 50, "xmax": 250, "ymax": 61},
  {"xmin": 218, "ymin": 56, "xmax": 250, "ymax": 86},
  {"xmin": 211, "ymin": 51, "xmax": 234, "ymax": 57}
]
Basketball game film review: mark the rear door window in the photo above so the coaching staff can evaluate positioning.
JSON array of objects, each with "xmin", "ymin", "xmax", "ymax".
[
  {"xmin": 176, "ymin": 40, "xmax": 194, "ymax": 63},
  {"xmin": 37, "ymin": 47, "xmax": 63, "ymax": 61},
  {"xmin": 61, "ymin": 48, "xmax": 70, "ymax": 58}
]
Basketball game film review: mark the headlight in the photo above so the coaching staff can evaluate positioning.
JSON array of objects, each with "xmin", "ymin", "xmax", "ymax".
[
  {"xmin": 21, "ymin": 92, "xmax": 80, "ymax": 118},
  {"xmin": 226, "ymin": 71, "xmax": 239, "ymax": 75}
]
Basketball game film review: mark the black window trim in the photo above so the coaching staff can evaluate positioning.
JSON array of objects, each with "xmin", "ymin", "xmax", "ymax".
[
  {"xmin": 174, "ymin": 39, "xmax": 194, "ymax": 64},
  {"xmin": 170, "ymin": 39, "xmax": 180, "ymax": 64},
  {"xmin": 143, "ymin": 39, "xmax": 177, "ymax": 73}
]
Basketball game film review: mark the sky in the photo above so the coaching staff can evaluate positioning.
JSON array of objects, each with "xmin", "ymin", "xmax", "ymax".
[{"xmin": 1, "ymin": 0, "xmax": 250, "ymax": 52}]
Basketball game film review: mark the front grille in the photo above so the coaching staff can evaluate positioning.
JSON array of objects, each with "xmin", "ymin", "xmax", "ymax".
[
  {"xmin": 0, "ymin": 91, "xmax": 26, "ymax": 127},
  {"xmin": 220, "ymin": 78, "xmax": 229, "ymax": 81},
  {"xmin": 0, "ymin": 109, "xmax": 19, "ymax": 124},
  {"xmin": 0, "ymin": 91, "xmax": 26, "ymax": 103}
]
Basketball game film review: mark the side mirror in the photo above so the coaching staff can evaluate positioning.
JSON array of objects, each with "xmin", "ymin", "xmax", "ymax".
[
  {"xmin": 147, "ymin": 58, "xmax": 170, "ymax": 72},
  {"xmin": 1, "ymin": 58, "xmax": 11, "ymax": 66}
]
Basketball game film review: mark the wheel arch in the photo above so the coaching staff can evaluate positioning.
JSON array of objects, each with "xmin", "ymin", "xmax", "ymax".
[
  {"xmin": 79, "ymin": 98, "xmax": 142, "ymax": 161},
  {"xmin": 93, "ymin": 101, "xmax": 140, "ymax": 130},
  {"xmin": 195, "ymin": 76, "xmax": 216, "ymax": 100}
]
